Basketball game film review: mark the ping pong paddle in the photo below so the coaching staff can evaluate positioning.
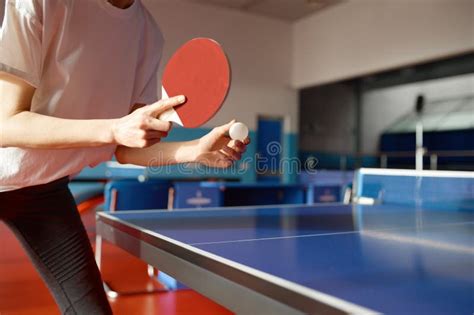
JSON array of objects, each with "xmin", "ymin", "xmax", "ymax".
[{"xmin": 158, "ymin": 38, "xmax": 248, "ymax": 141}]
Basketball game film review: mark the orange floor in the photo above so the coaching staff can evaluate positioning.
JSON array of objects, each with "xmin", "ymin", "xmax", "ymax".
[{"xmin": 0, "ymin": 209, "xmax": 232, "ymax": 315}]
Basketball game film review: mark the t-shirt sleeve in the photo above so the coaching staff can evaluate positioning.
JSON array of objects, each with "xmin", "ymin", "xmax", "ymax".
[
  {"xmin": 0, "ymin": 0, "xmax": 43, "ymax": 87},
  {"xmin": 134, "ymin": 14, "xmax": 164, "ymax": 105}
]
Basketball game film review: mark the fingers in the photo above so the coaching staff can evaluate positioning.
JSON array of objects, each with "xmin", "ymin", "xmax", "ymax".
[
  {"xmin": 198, "ymin": 151, "xmax": 233, "ymax": 168},
  {"xmin": 221, "ymin": 145, "xmax": 241, "ymax": 161},
  {"xmin": 222, "ymin": 140, "xmax": 246, "ymax": 154},
  {"xmin": 145, "ymin": 95, "xmax": 186, "ymax": 117},
  {"xmin": 233, "ymin": 140, "xmax": 247, "ymax": 154},
  {"xmin": 143, "ymin": 138, "xmax": 162, "ymax": 147},
  {"xmin": 215, "ymin": 151, "xmax": 233, "ymax": 168},
  {"xmin": 215, "ymin": 119, "xmax": 236, "ymax": 136},
  {"xmin": 134, "ymin": 137, "xmax": 162, "ymax": 148},
  {"xmin": 145, "ymin": 118, "xmax": 173, "ymax": 133},
  {"xmin": 144, "ymin": 130, "xmax": 168, "ymax": 140},
  {"xmin": 135, "ymin": 130, "xmax": 167, "ymax": 148}
]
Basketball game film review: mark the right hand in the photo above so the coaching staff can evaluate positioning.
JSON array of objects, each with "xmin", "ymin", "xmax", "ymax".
[{"xmin": 112, "ymin": 95, "xmax": 185, "ymax": 148}]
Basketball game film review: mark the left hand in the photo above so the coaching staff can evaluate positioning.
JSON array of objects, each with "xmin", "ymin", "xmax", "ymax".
[{"xmin": 195, "ymin": 120, "xmax": 250, "ymax": 168}]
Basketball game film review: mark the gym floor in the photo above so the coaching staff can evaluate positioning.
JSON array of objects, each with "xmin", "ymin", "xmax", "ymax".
[{"xmin": 0, "ymin": 209, "xmax": 230, "ymax": 315}]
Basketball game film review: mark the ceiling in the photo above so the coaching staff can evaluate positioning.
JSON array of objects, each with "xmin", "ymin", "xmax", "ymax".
[{"xmin": 183, "ymin": 0, "xmax": 343, "ymax": 22}]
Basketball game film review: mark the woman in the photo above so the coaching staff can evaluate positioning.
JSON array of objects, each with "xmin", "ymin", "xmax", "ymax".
[{"xmin": 0, "ymin": 0, "xmax": 248, "ymax": 313}]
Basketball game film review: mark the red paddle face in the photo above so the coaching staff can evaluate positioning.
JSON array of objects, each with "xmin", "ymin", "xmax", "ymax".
[{"xmin": 161, "ymin": 38, "xmax": 231, "ymax": 128}]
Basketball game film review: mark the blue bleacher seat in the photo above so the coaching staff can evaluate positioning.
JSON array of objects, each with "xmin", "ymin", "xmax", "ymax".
[
  {"xmin": 68, "ymin": 182, "xmax": 105, "ymax": 205},
  {"xmin": 104, "ymin": 179, "xmax": 171, "ymax": 211}
]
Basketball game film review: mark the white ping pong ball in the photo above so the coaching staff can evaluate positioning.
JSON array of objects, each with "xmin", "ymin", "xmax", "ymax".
[{"xmin": 229, "ymin": 122, "xmax": 249, "ymax": 141}]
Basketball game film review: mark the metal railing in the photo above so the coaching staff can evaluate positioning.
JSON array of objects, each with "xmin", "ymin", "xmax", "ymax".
[
  {"xmin": 310, "ymin": 150, "xmax": 474, "ymax": 171},
  {"xmin": 379, "ymin": 150, "xmax": 474, "ymax": 170}
]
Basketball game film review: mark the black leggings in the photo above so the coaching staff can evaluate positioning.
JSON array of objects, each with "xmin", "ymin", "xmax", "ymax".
[{"xmin": 0, "ymin": 177, "xmax": 112, "ymax": 315}]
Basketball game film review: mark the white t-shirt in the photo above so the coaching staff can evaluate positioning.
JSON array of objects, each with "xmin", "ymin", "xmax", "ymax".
[{"xmin": 0, "ymin": 0, "xmax": 163, "ymax": 192}]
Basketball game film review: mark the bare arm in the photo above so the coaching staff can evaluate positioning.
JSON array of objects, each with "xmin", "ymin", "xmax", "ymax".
[
  {"xmin": 115, "ymin": 102, "xmax": 199, "ymax": 165},
  {"xmin": 0, "ymin": 72, "xmax": 116, "ymax": 148},
  {"xmin": 0, "ymin": 72, "xmax": 184, "ymax": 149},
  {"xmin": 115, "ymin": 121, "xmax": 249, "ymax": 168},
  {"xmin": 115, "ymin": 104, "xmax": 202, "ymax": 166},
  {"xmin": 115, "ymin": 139, "xmax": 200, "ymax": 166}
]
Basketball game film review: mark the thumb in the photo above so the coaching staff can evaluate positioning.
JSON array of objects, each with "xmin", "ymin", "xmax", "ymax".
[
  {"xmin": 145, "ymin": 95, "xmax": 186, "ymax": 117},
  {"xmin": 217, "ymin": 119, "xmax": 236, "ymax": 135}
]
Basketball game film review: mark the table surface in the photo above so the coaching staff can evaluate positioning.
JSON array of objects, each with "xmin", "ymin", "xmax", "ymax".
[{"xmin": 97, "ymin": 203, "xmax": 474, "ymax": 314}]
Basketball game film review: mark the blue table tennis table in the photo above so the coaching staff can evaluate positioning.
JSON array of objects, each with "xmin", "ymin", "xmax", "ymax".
[{"xmin": 96, "ymin": 202, "xmax": 474, "ymax": 314}]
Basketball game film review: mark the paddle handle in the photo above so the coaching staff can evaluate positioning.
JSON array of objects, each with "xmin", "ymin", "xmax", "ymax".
[{"xmin": 158, "ymin": 86, "xmax": 184, "ymax": 126}]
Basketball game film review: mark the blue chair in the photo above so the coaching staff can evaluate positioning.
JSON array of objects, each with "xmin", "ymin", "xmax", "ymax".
[
  {"xmin": 99, "ymin": 179, "xmax": 173, "ymax": 297},
  {"xmin": 300, "ymin": 170, "xmax": 354, "ymax": 204},
  {"xmin": 104, "ymin": 179, "xmax": 171, "ymax": 211},
  {"xmin": 173, "ymin": 181, "xmax": 223, "ymax": 209},
  {"xmin": 68, "ymin": 182, "xmax": 105, "ymax": 205},
  {"xmin": 222, "ymin": 183, "xmax": 306, "ymax": 206},
  {"xmin": 306, "ymin": 184, "xmax": 342, "ymax": 203}
]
